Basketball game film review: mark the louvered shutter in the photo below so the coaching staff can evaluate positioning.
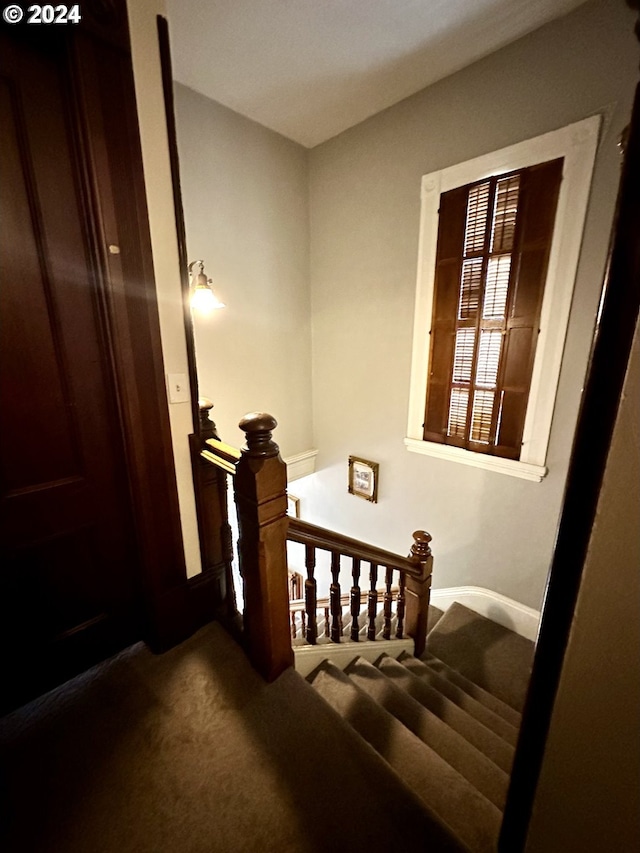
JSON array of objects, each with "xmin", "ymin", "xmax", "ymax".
[
  {"xmin": 423, "ymin": 186, "xmax": 467, "ymax": 443},
  {"xmin": 423, "ymin": 159, "xmax": 563, "ymax": 459},
  {"xmin": 494, "ymin": 158, "xmax": 563, "ymax": 458}
]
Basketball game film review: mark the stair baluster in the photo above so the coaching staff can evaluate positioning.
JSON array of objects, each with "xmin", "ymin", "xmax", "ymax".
[
  {"xmin": 396, "ymin": 570, "xmax": 406, "ymax": 639},
  {"xmin": 304, "ymin": 543, "xmax": 318, "ymax": 645},
  {"xmin": 350, "ymin": 557, "xmax": 361, "ymax": 642},
  {"xmin": 290, "ymin": 610, "xmax": 297, "ymax": 639},
  {"xmin": 367, "ymin": 563, "xmax": 379, "ymax": 641},
  {"xmin": 330, "ymin": 551, "xmax": 342, "ymax": 642},
  {"xmin": 324, "ymin": 606, "xmax": 330, "ymax": 638},
  {"xmin": 382, "ymin": 566, "xmax": 394, "ymax": 640}
]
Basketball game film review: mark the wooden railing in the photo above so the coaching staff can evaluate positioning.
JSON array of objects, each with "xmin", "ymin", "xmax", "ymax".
[
  {"xmin": 287, "ymin": 517, "xmax": 432, "ymax": 655},
  {"xmin": 200, "ymin": 411, "xmax": 433, "ymax": 681}
]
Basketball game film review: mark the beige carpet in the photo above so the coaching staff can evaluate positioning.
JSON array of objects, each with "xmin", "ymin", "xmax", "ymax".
[
  {"xmin": 299, "ymin": 602, "xmax": 537, "ymax": 852},
  {"xmin": 0, "ymin": 623, "xmax": 464, "ymax": 853},
  {"xmin": 425, "ymin": 602, "xmax": 535, "ymax": 712}
]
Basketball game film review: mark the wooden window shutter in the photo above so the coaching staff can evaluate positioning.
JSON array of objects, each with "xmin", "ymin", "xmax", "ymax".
[
  {"xmin": 495, "ymin": 158, "xmax": 563, "ymax": 458},
  {"xmin": 423, "ymin": 158, "xmax": 563, "ymax": 459},
  {"xmin": 423, "ymin": 186, "xmax": 468, "ymax": 443}
]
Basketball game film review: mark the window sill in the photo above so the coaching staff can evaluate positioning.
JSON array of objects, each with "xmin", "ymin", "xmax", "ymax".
[{"xmin": 404, "ymin": 438, "xmax": 547, "ymax": 482}]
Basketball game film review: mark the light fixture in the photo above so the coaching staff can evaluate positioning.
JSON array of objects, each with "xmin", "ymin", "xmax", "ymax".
[{"xmin": 188, "ymin": 260, "xmax": 225, "ymax": 314}]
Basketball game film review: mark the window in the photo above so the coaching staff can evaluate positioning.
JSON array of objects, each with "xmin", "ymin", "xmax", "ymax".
[
  {"xmin": 424, "ymin": 160, "xmax": 563, "ymax": 460},
  {"xmin": 406, "ymin": 117, "xmax": 601, "ymax": 481}
]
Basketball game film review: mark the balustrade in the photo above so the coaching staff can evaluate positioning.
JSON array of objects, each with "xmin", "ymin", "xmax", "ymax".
[
  {"xmin": 287, "ymin": 519, "xmax": 433, "ymax": 655},
  {"xmin": 198, "ymin": 409, "xmax": 433, "ymax": 679}
]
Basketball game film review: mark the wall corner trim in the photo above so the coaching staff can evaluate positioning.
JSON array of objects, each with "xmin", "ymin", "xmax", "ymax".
[{"xmin": 284, "ymin": 449, "xmax": 318, "ymax": 481}]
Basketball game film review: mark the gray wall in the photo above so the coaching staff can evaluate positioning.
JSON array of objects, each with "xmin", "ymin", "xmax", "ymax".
[
  {"xmin": 174, "ymin": 0, "xmax": 637, "ymax": 607},
  {"xmin": 174, "ymin": 85, "xmax": 313, "ymax": 456},
  {"xmin": 293, "ymin": 0, "xmax": 637, "ymax": 608}
]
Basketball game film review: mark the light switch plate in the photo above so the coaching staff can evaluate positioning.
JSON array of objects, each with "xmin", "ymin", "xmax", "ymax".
[{"xmin": 167, "ymin": 373, "xmax": 190, "ymax": 403}]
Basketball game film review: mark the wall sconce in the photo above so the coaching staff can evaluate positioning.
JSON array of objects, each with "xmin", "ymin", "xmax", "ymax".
[{"xmin": 188, "ymin": 260, "xmax": 225, "ymax": 314}]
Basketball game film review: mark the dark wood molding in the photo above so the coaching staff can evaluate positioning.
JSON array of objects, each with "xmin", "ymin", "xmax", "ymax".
[
  {"xmin": 67, "ymin": 2, "xmax": 190, "ymax": 650},
  {"xmin": 499, "ymin": 79, "xmax": 640, "ymax": 851},
  {"xmin": 156, "ymin": 14, "xmax": 199, "ymax": 434},
  {"xmin": 157, "ymin": 16, "xmax": 238, "ymax": 626},
  {"xmin": 187, "ymin": 563, "xmax": 232, "ymax": 630}
]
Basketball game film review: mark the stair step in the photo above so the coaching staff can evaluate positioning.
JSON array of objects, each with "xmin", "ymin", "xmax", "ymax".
[
  {"xmin": 422, "ymin": 652, "xmax": 522, "ymax": 728},
  {"xmin": 399, "ymin": 652, "xmax": 519, "ymax": 746},
  {"xmin": 344, "ymin": 656, "xmax": 509, "ymax": 810},
  {"xmin": 271, "ymin": 669, "xmax": 471, "ymax": 853},
  {"xmin": 426, "ymin": 602, "xmax": 535, "ymax": 712},
  {"xmin": 376, "ymin": 655, "xmax": 514, "ymax": 774},
  {"xmin": 428, "ymin": 604, "xmax": 445, "ymax": 631},
  {"xmin": 308, "ymin": 660, "xmax": 502, "ymax": 853}
]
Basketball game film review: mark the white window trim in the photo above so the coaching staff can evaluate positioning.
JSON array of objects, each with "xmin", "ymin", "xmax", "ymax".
[{"xmin": 406, "ymin": 116, "xmax": 601, "ymax": 482}]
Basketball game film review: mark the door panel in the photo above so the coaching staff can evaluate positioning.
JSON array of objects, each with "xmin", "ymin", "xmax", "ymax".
[{"xmin": 0, "ymin": 30, "xmax": 141, "ymax": 707}]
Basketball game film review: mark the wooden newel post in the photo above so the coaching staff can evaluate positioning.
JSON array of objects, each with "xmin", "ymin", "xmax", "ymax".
[
  {"xmin": 235, "ymin": 413, "xmax": 294, "ymax": 681},
  {"xmin": 405, "ymin": 530, "xmax": 433, "ymax": 658}
]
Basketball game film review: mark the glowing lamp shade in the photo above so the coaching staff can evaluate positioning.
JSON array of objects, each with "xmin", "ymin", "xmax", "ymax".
[
  {"xmin": 188, "ymin": 260, "xmax": 225, "ymax": 315},
  {"xmin": 191, "ymin": 282, "xmax": 225, "ymax": 314}
]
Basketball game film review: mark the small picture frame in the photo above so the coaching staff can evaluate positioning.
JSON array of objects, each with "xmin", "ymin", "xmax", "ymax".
[
  {"xmin": 287, "ymin": 493, "xmax": 301, "ymax": 518},
  {"xmin": 348, "ymin": 456, "xmax": 379, "ymax": 503}
]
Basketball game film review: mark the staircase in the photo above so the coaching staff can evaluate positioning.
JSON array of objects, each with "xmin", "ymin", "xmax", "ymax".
[
  {"xmin": 0, "ymin": 600, "xmax": 534, "ymax": 853},
  {"xmin": 194, "ymin": 412, "xmax": 536, "ymax": 851},
  {"xmin": 306, "ymin": 601, "xmax": 534, "ymax": 853}
]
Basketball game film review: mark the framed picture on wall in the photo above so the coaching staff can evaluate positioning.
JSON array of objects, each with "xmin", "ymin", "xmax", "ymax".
[
  {"xmin": 348, "ymin": 456, "xmax": 379, "ymax": 503},
  {"xmin": 287, "ymin": 493, "xmax": 301, "ymax": 518}
]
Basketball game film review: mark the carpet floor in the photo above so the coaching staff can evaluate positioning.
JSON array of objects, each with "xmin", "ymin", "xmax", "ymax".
[{"xmin": 0, "ymin": 623, "xmax": 463, "ymax": 853}]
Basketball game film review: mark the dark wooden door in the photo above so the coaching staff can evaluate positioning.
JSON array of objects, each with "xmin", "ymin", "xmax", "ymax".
[{"xmin": 0, "ymin": 29, "xmax": 141, "ymax": 708}]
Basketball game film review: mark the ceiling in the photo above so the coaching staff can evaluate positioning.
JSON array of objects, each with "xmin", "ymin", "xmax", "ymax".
[{"xmin": 166, "ymin": 0, "xmax": 588, "ymax": 148}]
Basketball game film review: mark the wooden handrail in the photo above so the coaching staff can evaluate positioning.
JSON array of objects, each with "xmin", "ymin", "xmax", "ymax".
[
  {"xmin": 205, "ymin": 437, "xmax": 242, "ymax": 465},
  {"xmin": 200, "ymin": 435, "xmax": 242, "ymax": 475},
  {"xmin": 288, "ymin": 517, "xmax": 427, "ymax": 578}
]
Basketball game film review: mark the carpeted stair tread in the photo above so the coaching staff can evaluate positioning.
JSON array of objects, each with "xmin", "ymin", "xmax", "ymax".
[
  {"xmin": 398, "ymin": 652, "xmax": 519, "ymax": 746},
  {"xmin": 429, "ymin": 604, "xmax": 445, "ymax": 631},
  {"xmin": 308, "ymin": 660, "xmax": 502, "ymax": 853},
  {"xmin": 376, "ymin": 655, "xmax": 514, "ymax": 774},
  {"xmin": 344, "ymin": 656, "xmax": 509, "ymax": 810},
  {"xmin": 426, "ymin": 602, "xmax": 534, "ymax": 712},
  {"xmin": 422, "ymin": 652, "xmax": 522, "ymax": 728},
  {"xmin": 0, "ymin": 624, "xmax": 464, "ymax": 853}
]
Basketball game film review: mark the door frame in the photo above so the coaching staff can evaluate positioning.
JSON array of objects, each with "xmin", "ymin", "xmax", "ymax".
[{"xmin": 63, "ymin": 1, "xmax": 193, "ymax": 650}]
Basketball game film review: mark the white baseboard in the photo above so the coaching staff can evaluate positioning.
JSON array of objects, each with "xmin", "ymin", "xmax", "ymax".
[
  {"xmin": 294, "ymin": 637, "xmax": 413, "ymax": 678},
  {"xmin": 430, "ymin": 586, "xmax": 541, "ymax": 642},
  {"xmin": 284, "ymin": 449, "xmax": 318, "ymax": 481}
]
